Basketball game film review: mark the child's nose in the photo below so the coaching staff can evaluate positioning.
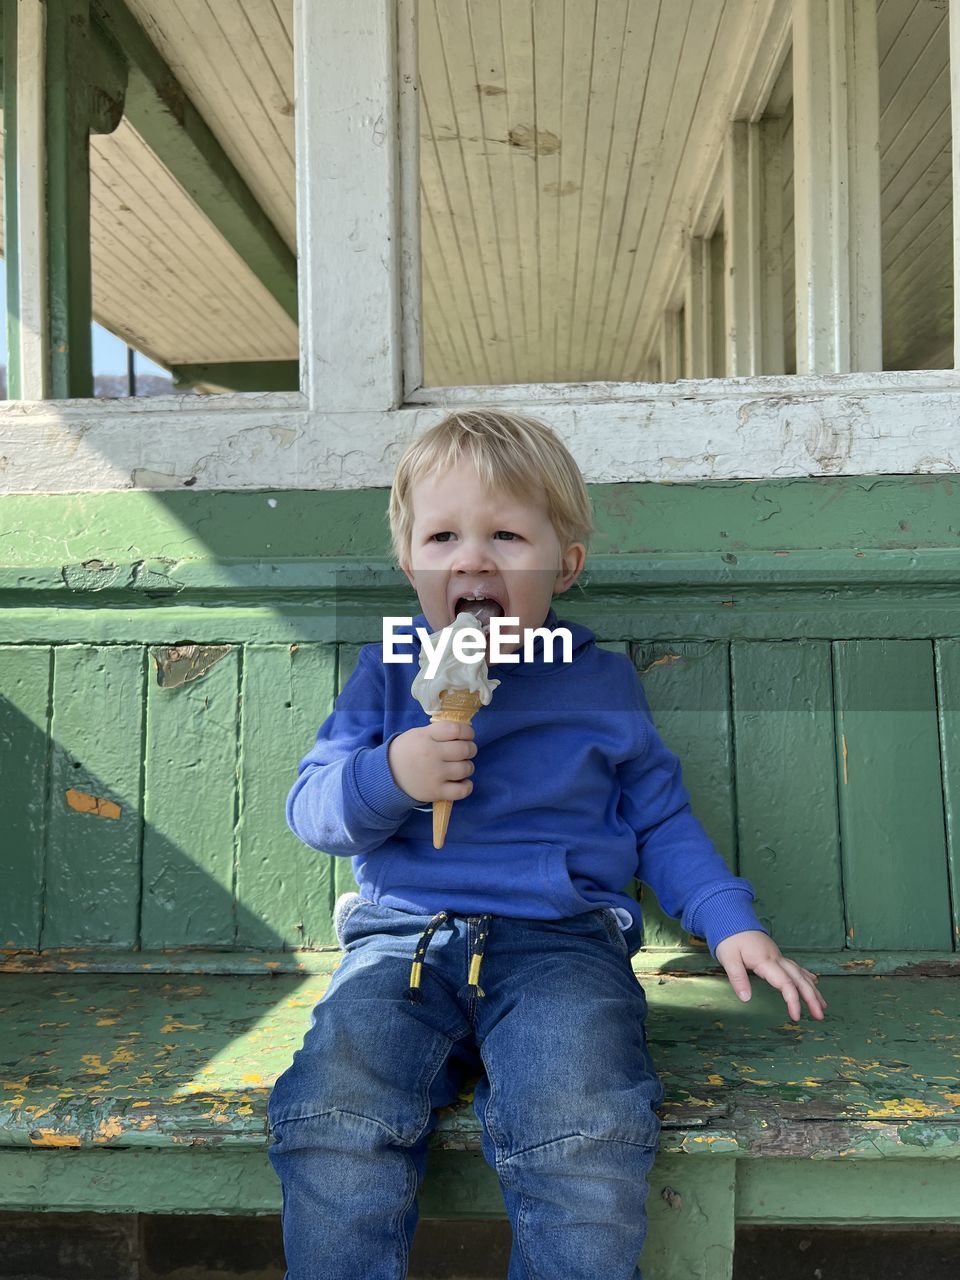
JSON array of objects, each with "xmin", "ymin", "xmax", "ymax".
[{"xmin": 451, "ymin": 539, "xmax": 497, "ymax": 574}]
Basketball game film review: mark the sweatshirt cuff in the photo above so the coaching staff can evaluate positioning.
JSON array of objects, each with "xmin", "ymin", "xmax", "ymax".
[
  {"xmin": 688, "ymin": 885, "xmax": 769, "ymax": 956},
  {"xmin": 350, "ymin": 737, "xmax": 419, "ymax": 823}
]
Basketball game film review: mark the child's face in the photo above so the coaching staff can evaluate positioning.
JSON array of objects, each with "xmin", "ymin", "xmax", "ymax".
[{"xmin": 401, "ymin": 460, "xmax": 585, "ymax": 659}]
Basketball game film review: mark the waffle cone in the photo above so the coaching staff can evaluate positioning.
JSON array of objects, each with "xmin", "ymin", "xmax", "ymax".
[{"xmin": 430, "ymin": 688, "xmax": 483, "ymax": 849}]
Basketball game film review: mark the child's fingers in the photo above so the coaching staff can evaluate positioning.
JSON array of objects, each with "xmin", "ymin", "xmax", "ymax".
[
  {"xmin": 754, "ymin": 960, "xmax": 802, "ymax": 1021},
  {"xmin": 436, "ymin": 778, "xmax": 473, "ymax": 800},
  {"xmin": 429, "ymin": 720, "xmax": 474, "ymax": 741},
  {"xmin": 722, "ymin": 956, "xmax": 753, "ymax": 1003},
  {"xmin": 437, "ymin": 737, "xmax": 477, "ymax": 761},
  {"xmin": 783, "ymin": 962, "xmax": 829, "ymax": 1013}
]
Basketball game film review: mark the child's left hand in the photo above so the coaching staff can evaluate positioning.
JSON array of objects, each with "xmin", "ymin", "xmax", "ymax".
[{"xmin": 714, "ymin": 930, "xmax": 827, "ymax": 1022}]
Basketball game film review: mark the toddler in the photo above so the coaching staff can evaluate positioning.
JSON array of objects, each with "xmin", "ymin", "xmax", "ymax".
[{"xmin": 267, "ymin": 410, "xmax": 825, "ymax": 1280}]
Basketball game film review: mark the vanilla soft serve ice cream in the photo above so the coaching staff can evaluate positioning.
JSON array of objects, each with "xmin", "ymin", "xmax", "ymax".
[{"xmin": 411, "ymin": 612, "xmax": 501, "ymax": 716}]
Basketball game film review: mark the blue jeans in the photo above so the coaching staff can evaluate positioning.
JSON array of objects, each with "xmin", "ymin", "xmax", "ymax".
[{"xmin": 267, "ymin": 897, "xmax": 663, "ymax": 1279}]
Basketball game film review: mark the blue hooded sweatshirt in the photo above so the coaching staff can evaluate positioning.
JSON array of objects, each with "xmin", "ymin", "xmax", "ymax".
[{"xmin": 286, "ymin": 607, "xmax": 767, "ymax": 955}]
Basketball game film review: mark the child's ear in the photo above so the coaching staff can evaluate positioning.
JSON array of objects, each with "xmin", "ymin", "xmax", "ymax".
[{"xmin": 554, "ymin": 543, "xmax": 586, "ymax": 594}]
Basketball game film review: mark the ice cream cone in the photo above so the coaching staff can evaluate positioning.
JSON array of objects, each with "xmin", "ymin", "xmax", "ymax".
[{"xmin": 431, "ymin": 687, "xmax": 482, "ymax": 849}]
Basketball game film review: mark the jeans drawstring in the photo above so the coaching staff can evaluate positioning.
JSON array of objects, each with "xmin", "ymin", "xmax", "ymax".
[{"xmin": 405, "ymin": 912, "xmax": 492, "ymax": 1004}]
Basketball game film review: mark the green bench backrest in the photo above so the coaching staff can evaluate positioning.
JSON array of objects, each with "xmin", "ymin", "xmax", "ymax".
[{"xmin": 3, "ymin": 633, "xmax": 957, "ymax": 955}]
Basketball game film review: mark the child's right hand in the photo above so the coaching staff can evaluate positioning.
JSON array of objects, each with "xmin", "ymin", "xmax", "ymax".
[{"xmin": 387, "ymin": 723, "xmax": 477, "ymax": 804}]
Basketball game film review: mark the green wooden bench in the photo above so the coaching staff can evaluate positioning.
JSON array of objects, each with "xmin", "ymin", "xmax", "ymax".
[{"xmin": 2, "ymin": 478, "xmax": 960, "ymax": 1279}]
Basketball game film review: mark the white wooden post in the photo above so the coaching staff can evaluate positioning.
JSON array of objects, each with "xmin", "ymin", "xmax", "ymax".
[
  {"xmin": 793, "ymin": 0, "xmax": 882, "ymax": 374},
  {"xmin": 659, "ymin": 312, "xmax": 683, "ymax": 383},
  {"xmin": 951, "ymin": 0, "xmax": 960, "ymax": 369},
  {"xmin": 9, "ymin": 0, "xmax": 50, "ymax": 399},
  {"xmin": 750, "ymin": 118, "xmax": 786, "ymax": 376},
  {"xmin": 723, "ymin": 121, "xmax": 753, "ymax": 376},
  {"xmin": 293, "ymin": 0, "xmax": 404, "ymax": 410},
  {"xmin": 684, "ymin": 235, "xmax": 713, "ymax": 378}
]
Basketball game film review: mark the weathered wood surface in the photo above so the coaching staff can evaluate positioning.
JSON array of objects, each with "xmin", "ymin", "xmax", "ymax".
[
  {"xmin": 5, "ymin": 372, "xmax": 960, "ymax": 490},
  {"xmin": 1, "ymin": 972, "xmax": 957, "ymax": 1158}
]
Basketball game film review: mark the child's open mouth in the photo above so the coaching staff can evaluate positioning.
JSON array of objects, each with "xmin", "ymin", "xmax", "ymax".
[{"xmin": 454, "ymin": 596, "xmax": 505, "ymax": 633}]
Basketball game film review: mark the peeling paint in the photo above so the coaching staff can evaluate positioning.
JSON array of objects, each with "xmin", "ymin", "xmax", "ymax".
[
  {"xmin": 65, "ymin": 789, "xmax": 121, "ymax": 821},
  {"xmin": 507, "ymin": 123, "xmax": 560, "ymax": 155},
  {"xmin": 153, "ymin": 644, "xmax": 232, "ymax": 688}
]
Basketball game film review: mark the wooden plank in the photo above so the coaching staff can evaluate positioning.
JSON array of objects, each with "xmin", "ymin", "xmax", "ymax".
[
  {"xmin": 237, "ymin": 643, "xmax": 339, "ymax": 949},
  {"xmin": 141, "ymin": 645, "xmax": 239, "ymax": 949},
  {"xmin": 330, "ymin": 643, "xmax": 365, "ymax": 903},
  {"xmin": 0, "ymin": 646, "xmax": 50, "ymax": 948},
  {"xmin": 934, "ymin": 640, "xmax": 960, "ymax": 950},
  {"xmin": 731, "ymin": 641, "xmax": 844, "ymax": 950},
  {"xmin": 43, "ymin": 646, "xmax": 145, "ymax": 948},
  {"xmin": 833, "ymin": 640, "xmax": 952, "ymax": 950},
  {"xmin": 632, "ymin": 642, "xmax": 735, "ymax": 949},
  {"xmin": 417, "ymin": 3, "xmax": 495, "ymax": 385},
  {"xmin": 738, "ymin": 1159, "xmax": 960, "ymax": 1225}
]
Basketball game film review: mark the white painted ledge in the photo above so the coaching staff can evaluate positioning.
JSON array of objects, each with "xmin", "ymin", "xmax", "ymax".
[{"xmin": 0, "ymin": 372, "xmax": 959, "ymax": 492}]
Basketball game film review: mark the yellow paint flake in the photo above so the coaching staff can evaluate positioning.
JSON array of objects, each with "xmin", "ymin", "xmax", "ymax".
[
  {"xmin": 96, "ymin": 1018, "xmax": 119, "ymax": 1026},
  {"xmin": 96, "ymin": 1117, "xmax": 124, "ymax": 1141},
  {"xmin": 865, "ymin": 1098, "xmax": 942, "ymax": 1120},
  {"xmin": 241, "ymin": 1073, "xmax": 264, "ymax": 1085},
  {"xmin": 706, "ymin": 1074, "xmax": 724, "ymax": 1086},
  {"xmin": 160, "ymin": 1021, "xmax": 202, "ymax": 1033},
  {"xmin": 943, "ymin": 1092, "xmax": 960, "ymax": 1107},
  {"xmin": 29, "ymin": 1131, "xmax": 81, "ymax": 1147}
]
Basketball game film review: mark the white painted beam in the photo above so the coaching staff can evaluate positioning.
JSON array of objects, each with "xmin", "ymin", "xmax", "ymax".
[
  {"xmin": 3, "ymin": 373, "xmax": 960, "ymax": 490},
  {"xmin": 792, "ymin": 0, "xmax": 882, "ymax": 374},
  {"xmin": 293, "ymin": 0, "xmax": 403, "ymax": 411},
  {"xmin": 10, "ymin": 0, "xmax": 49, "ymax": 400}
]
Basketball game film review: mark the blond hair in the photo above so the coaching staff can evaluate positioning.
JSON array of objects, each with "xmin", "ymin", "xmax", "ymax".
[{"xmin": 388, "ymin": 410, "xmax": 594, "ymax": 568}]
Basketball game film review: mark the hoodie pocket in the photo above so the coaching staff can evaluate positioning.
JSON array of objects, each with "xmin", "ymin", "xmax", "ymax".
[{"xmin": 374, "ymin": 838, "xmax": 589, "ymax": 920}]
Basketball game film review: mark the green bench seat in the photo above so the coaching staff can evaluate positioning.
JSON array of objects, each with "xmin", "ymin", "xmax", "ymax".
[{"xmin": 2, "ymin": 952, "xmax": 959, "ymax": 1278}]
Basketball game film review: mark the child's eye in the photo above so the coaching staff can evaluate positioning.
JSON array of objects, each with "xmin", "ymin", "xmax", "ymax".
[
  {"xmin": 430, "ymin": 532, "xmax": 454, "ymax": 542},
  {"xmin": 494, "ymin": 531, "xmax": 518, "ymax": 541}
]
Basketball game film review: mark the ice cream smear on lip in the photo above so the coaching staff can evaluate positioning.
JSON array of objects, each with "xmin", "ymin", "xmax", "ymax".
[{"xmin": 411, "ymin": 612, "xmax": 501, "ymax": 717}]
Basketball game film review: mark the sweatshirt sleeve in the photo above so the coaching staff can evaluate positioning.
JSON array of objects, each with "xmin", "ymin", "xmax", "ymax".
[
  {"xmin": 286, "ymin": 645, "xmax": 420, "ymax": 857},
  {"xmin": 615, "ymin": 664, "xmax": 769, "ymax": 955}
]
